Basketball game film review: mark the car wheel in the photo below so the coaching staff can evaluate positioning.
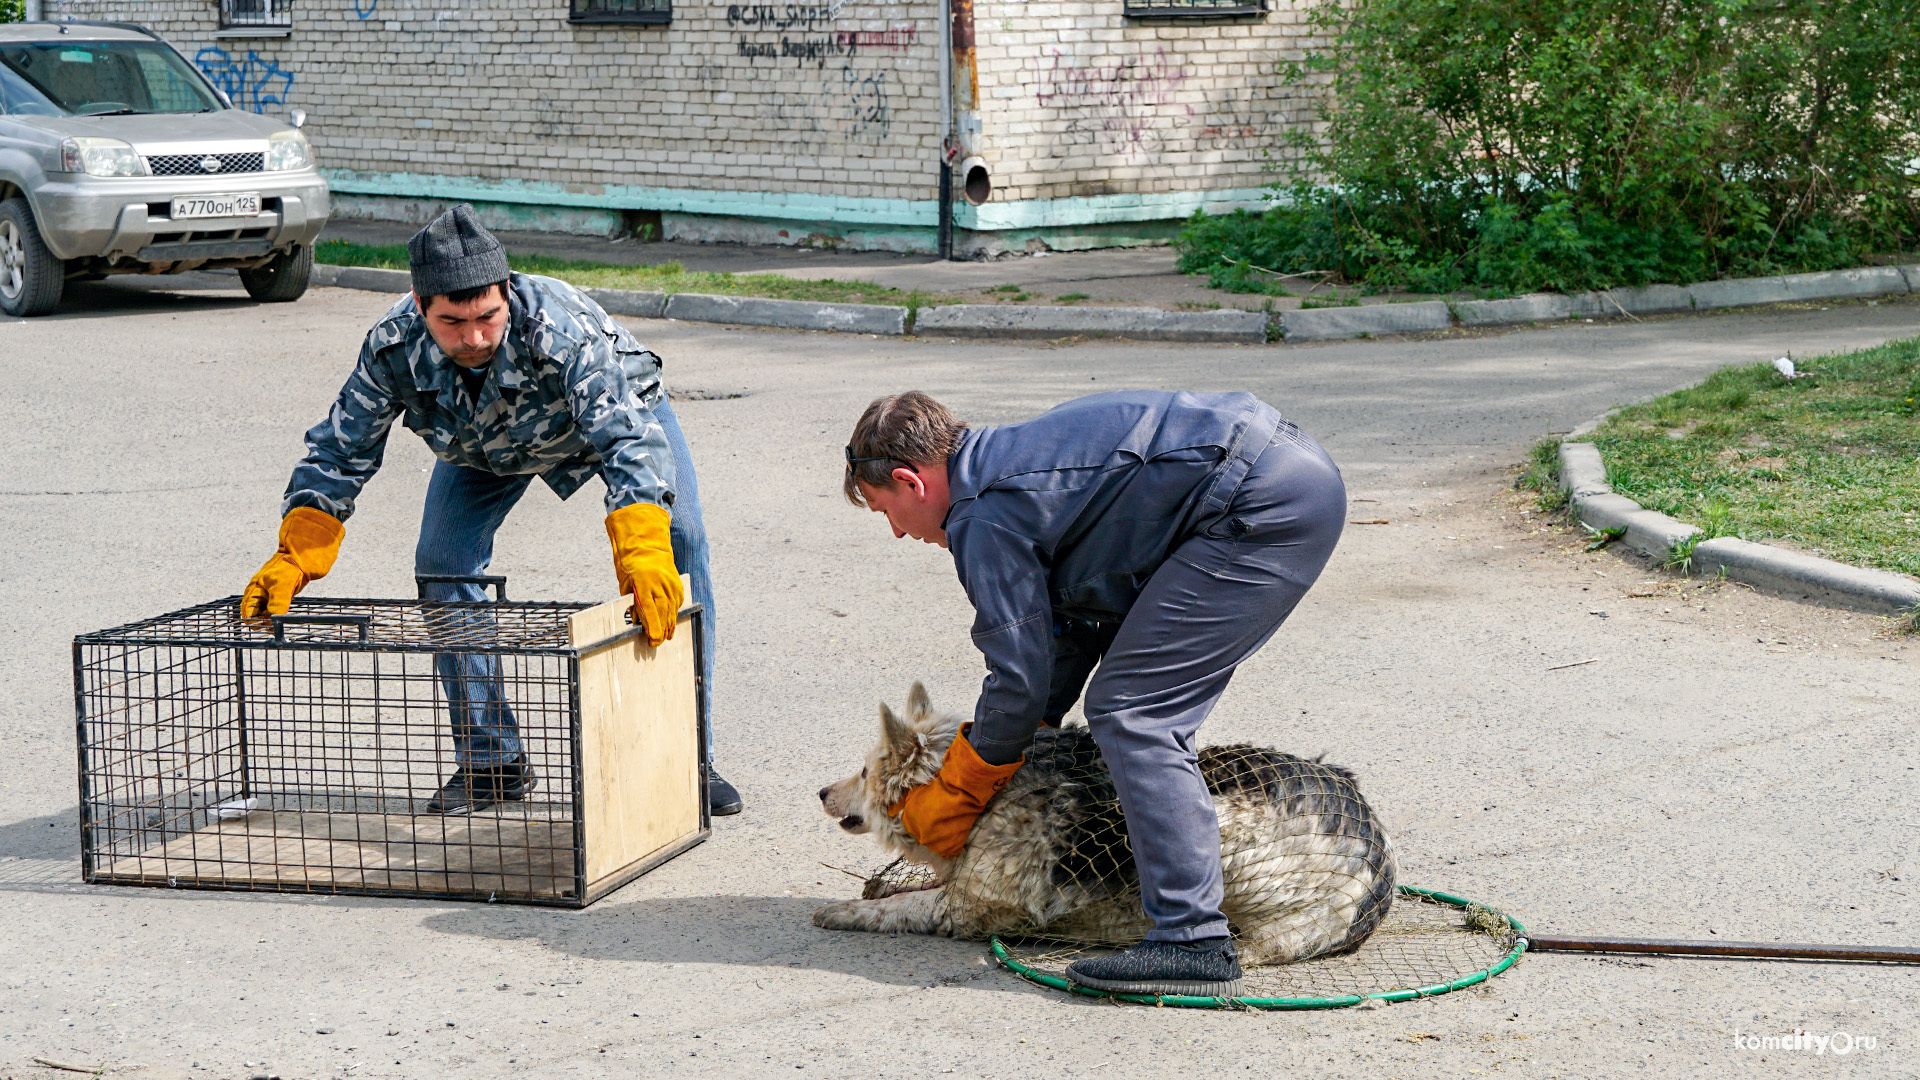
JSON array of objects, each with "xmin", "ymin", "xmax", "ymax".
[
  {"xmin": 0, "ymin": 197, "xmax": 65, "ymax": 318},
  {"xmin": 239, "ymin": 244, "xmax": 313, "ymax": 303}
]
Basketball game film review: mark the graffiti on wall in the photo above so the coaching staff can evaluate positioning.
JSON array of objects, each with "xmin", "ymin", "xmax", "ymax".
[
  {"xmin": 353, "ymin": 0, "xmax": 378, "ymax": 19},
  {"xmin": 730, "ymin": 4, "xmax": 909, "ymax": 146},
  {"xmin": 1032, "ymin": 47, "xmax": 1195, "ymax": 161},
  {"xmin": 193, "ymin": 47, "xmax": 294, "ymax": 114},
  {"xmin": 735, "ymin": 26, "xmax": 915, "ymax": 68}
]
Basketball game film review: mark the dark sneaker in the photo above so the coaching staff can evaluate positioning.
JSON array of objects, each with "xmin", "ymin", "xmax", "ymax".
[
  {"xmin": 425, "ymin": 757, "xmax": 537, "ymax": 815},
  {"xmin": 708, "ymin": 769, "xmax": 743, "ymax": 817},
  {"xmin": 1065, "ymin": 937, "xmax": 1244, "ymax": 998}
]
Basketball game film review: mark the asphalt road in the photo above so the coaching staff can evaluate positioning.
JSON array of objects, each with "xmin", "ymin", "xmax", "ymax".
[{"xmin": 3, "ymin": 278, "xmax": 1917, "ymax": 1078}]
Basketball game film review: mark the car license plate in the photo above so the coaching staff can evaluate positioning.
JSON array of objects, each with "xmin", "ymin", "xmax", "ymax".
[{"xmin": 170, "ymin": 193, "xmax": 261, "ymax": 220}]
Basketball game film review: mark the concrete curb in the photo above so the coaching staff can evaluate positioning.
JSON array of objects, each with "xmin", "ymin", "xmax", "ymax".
[
  {"xmin": 1558, "ymin": 441, "xmax": 1920, "ymax": 616},
  {"xmin": 584, "ymin": 287, "xmax": 667, "ymax": 320},
  {"xmin": 662, "ymin": 292, "xmax": 906, "ymax": 334},
  {"xmin": 313, "ymin": 260, "xmax": 1920, "ymax": 342},
  {"xmin": 1280, "ymin": 301, "xmax": 1452, "ymax": 341},
  {"xmin": 914, "ymin": 304, "xmax": 1268, "ymax": 342}
]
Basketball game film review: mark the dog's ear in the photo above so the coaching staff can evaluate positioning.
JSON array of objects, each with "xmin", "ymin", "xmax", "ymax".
[
  {"xmin": 880, "ymin": 701, "xmax": 921, "ymax": 760},
  {"xmin": 905, "ymin": 682, "xmax": 934, "ymax": 729}
]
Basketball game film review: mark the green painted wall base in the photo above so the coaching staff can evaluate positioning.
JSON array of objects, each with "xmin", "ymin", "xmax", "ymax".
[
  {"xmin": 333, "ymin": 194, "xmax": 629, "ymax": 238},
  {"xmin": 334, "ymin": 194, "xmax": 1192, "ymax": 256},
  {"xmin": 323, "ymin": 169, "xmax": 1270, "ymax": 254}
]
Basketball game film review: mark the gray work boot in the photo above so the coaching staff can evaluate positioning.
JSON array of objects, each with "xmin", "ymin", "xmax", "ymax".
[{"xmin": 1065, "ymin": 936, "xmax": 1245, "ymax": 998}]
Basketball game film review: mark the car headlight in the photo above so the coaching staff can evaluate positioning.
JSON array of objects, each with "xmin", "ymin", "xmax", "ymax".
[
  {"xmin": 266, "ymin": 130, "xmax": 313, "ymax": 171},
  {"xmin": 59, "ymin": 137, "xmax": 150, "ymax": 177}
]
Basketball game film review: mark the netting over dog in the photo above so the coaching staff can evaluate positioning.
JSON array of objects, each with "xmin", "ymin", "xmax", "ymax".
[
  {"xmin": 857, "ymin": 723, "xmax": 1523, "ymax": 1008},
  {"xmin": 930, "ymin": 728, "xmax": 1398, "ymax": 961}
]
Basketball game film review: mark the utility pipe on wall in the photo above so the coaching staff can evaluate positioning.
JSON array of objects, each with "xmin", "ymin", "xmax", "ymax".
[
  {"xmin": 25, "ymin": 0, "xmax": 44, "ymax": 21},
  {"xmin": 937, "ymin": 0, "xmax": 953, "ymax": 260}
]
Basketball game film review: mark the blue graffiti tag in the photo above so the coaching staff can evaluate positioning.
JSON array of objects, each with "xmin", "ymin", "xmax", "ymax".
[
  {"xmin": 193, "ymin": 47, "xmax": 295, "ymax": 114},
  {"xmin": 353, "ymin": 0, "xmax": 378, "ymax": 19}
]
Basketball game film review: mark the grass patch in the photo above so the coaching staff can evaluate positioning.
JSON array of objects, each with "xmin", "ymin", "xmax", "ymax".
[
  {"xmin": 1588, "ymin": 336, "xmax": 1920, "ymax": 577},
  {"xmin": 1054, "ymin": 292, "xmax": 1091, "ymax": 304},
  {"xmin": 1515, "ymin": 436, "xmax": 1568, "ymax": 512},
  {"xmin": 314, "ymin": 240, "xmax": 955, "ymax": 307}
]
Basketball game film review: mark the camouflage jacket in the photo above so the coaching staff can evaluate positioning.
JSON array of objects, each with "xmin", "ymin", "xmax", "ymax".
[{"xmin": 283, "ymin": 272, "xmax": 674, "ymax": 521}]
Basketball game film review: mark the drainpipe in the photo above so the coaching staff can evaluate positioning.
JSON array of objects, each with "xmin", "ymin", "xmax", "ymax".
[
  {"xmin": 25, "ymin": 0, "xmax": 43, "ymax": 20},
  {"xmin": 937, "ymin": 0, "xmax": 953, "ymax": 260},
  {"xmin": 947, "ymin": 0, "xmax": 981, "ymax": 257}
]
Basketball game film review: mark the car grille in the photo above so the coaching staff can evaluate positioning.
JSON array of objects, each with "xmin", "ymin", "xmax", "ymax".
[{"xmin": 144, "ymin": 152, "xmax": 266, "ymax": 177}]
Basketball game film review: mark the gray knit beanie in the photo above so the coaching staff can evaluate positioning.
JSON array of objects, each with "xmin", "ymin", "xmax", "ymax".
[{"xmin": 407, "ymin": 204, "xmax": 510, "ymax": 299}]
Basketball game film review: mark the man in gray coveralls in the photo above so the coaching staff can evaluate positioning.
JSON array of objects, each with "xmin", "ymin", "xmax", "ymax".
[{"xmin": 844, "ymin": 389, "xmax": 1346, "ymax": 997}]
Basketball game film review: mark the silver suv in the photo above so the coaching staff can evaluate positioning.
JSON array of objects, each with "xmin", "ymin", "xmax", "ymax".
[{"xmin": 0, "ymin": 21, "xmax": 328, "ymax": 316}]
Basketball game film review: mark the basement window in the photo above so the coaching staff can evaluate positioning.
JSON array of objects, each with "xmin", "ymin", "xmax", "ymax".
[
  {"xmin": 218, "ymin": 0, "xmax": 293, "ymax": 30},
  {"xmin": 1124, "ymin": 0, "xmax": 1266, "ymax": 16},
  {"xmin": 570, "ymin": 0, "xmax": 672, "ymax": 24}
]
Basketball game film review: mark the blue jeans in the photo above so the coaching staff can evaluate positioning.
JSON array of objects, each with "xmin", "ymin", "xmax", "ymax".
[{"xmin": 416, "ymin": 399, "xmax": 716, "ymax": 766}]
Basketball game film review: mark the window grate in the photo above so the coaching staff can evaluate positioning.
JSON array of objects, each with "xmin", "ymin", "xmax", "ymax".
[
  {"xmin": 219, "ymin": 0, "xmax": 293, "ymax": 29},
  {"xmin": 569, "ymin": 0, "xmax": 672, "ymax": 24},
  {"xmin": 1125, "ymin": 0, "xmax": 1266, "ymax": 16},
  {"xmin": 145, "ymin": 152, "xmax": 267, "ymax": 177}
]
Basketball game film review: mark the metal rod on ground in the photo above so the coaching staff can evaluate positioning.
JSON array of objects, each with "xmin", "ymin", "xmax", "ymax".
[{"xmin": 1526, "ymin": 934, "xmax": 1920, "ymax": 964}]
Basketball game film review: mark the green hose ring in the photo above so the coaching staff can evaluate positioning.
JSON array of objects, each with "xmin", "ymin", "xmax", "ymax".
[{"xmin": 990, "ymin": 883, "xmax": 1529, "ymax": 1010}]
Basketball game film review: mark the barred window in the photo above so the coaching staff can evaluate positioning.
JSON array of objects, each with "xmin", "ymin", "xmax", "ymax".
[
  {"xmin": 1124, "ymin": 0, "xmax": 1266, "ymax": 16},
  {"xmin": 218, "ymin": 0, "xmax": 292, "ymax": 29},
  {"xmin": 569, "ymin": 0, "xmax": 672, "ymax": 24}
]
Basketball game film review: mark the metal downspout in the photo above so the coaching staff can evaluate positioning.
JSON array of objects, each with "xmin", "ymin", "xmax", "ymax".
[
  {"xmin": 937, "ymin": 0, "xmax": 954, "ymax": 260},
  {"xmin": 947, "ymin": 0, "xmax": 980, "ymax": 257},
  {"xmin": 25, "ymin": 0, "xmax": 44, "ymax": 20}
]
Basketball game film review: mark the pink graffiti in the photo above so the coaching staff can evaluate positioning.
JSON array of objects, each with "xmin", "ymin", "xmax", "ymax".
[
  {"xmin": 1032, "ymin": 47, "xmax": 1194, "ymax": 160},
  {"xmin": 839, "ymin": 25, "xmax": 917, "ymax": 49}
]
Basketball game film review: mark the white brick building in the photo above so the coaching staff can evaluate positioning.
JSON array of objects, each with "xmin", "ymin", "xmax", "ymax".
[{"xmin": 55, "ymin": 0, "xmax": 1319, "ymax": 253}]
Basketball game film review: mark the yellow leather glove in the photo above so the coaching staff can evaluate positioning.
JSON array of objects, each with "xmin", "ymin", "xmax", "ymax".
[
  {"xmin": 240, "ymin": 507, "xmax": 345, "ymax": 618},
  {"xmin": 890, "ymin": 725, "xmax": 1023, "ymax": 859},
  {"xmin": 606, "ymin": 501, "xmax": 683, "ymax": 647}
]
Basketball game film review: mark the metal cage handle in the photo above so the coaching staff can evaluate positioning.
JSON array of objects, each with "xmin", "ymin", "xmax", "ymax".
[
  {"xmin": 415, "ymin": 574, "xmax": 508, "ymax": 601},
  {"xmin": 270, "ymin": 613, "xmax": 371, "ymax": 642}
]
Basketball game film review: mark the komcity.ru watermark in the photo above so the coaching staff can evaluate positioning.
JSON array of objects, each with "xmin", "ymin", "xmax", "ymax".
[{"xmin": 1734, "ymin": 1028, "xmax": 1877, "ymax": 1055}]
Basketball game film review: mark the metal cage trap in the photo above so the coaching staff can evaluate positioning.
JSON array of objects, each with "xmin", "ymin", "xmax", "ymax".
[{"xmin": 74, "ymin": 579, "xmax": 709, "ymax": 907}]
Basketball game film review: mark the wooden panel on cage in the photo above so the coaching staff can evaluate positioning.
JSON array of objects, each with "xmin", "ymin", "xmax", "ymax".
[{"xmin": 568, "ymin": 582, "xmax": 707, "ymax": 903}]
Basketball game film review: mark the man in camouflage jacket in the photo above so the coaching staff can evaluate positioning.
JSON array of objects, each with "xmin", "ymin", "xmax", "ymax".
[{"xmin": 241, "ymin": 204, "xmax": 740, "ymax": 816}]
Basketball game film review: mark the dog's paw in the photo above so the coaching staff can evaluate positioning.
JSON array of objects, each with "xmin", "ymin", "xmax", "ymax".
[{"xmin": 812, "ymin": 900, "xmax": 871, "ymax": 932}]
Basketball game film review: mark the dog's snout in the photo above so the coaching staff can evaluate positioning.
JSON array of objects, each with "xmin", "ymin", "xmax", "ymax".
[{"xmin": 817, "ymin": 786, "xmax": 830, "ymax": 803}]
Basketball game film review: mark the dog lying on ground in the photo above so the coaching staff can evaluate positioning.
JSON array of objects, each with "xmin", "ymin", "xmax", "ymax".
[{"xmin": 814, "ymin": 683, "xmax": 1398, "ymax": 965}]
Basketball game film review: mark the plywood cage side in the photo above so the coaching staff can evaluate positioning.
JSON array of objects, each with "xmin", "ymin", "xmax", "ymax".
[{"xmin": 568, "ymin": 592, "xmax": 710, "ymax": 905}]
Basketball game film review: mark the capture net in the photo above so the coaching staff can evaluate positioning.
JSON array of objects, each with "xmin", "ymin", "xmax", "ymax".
[
  {"xmin": 993, "ymin": 886, "xmax": 1524, "ymax": 1008},
  {"xmin": 855, "ymin": 721, "xmax": 1525, "ymax": 1009}
]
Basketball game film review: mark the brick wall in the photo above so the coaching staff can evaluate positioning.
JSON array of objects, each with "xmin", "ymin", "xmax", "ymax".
[
  {"xmin": 60, "ymin": 0, "xmax": 1319, "ymax": 240},
  {"xmin": 970, "ymin": 2, "xmax": 1323, "ymax": 203},
  {"xmin": 64, "ymin": 0, "xmax": 944, "ymax": 202}
]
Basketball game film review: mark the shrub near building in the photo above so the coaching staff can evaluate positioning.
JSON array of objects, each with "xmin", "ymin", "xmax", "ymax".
[{"xmin": 1179, "ymin": 0, "xmax": 1920, "ymax": 296}]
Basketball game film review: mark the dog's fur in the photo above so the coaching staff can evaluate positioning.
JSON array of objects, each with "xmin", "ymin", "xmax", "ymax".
[{"xmin": 815, "ymin": 684, "xmax": 1398, "ymax": 965}]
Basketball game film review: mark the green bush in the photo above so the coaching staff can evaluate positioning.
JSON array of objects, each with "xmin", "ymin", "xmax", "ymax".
[
  {"xmin": 0, "ymin": 0, "xmax": 24, "ymax": 22},
  {"xmin": 1180, "ymin": 0, "xmax": 1920, "ymax": 296}
]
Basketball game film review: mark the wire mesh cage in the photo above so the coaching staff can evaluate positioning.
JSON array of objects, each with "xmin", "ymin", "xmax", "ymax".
[{"xmin": 74, "ymin": 581, "xmax": 708, "ymax": 907}]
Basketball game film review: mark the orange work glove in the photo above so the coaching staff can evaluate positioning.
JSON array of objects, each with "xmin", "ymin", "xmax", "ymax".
[
  {"xmin": 890, "ymin": 725, "xmax": 1023, "ymax": 859},
  {"xmin": 606, "ymin": 501, "xmax": 683, "ymax": 647},
  {"xmin": 239, "ymin": 507, "xmax": 345, "ymax": 618}
]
